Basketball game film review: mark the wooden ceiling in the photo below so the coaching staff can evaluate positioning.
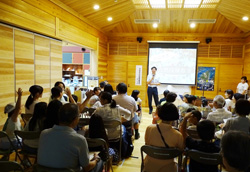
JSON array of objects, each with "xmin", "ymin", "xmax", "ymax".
[{"xmin": 58, "ymin": 0, "xmax": 250, "ymax": 34}]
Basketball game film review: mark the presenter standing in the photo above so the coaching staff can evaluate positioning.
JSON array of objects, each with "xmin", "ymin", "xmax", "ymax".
[{"xmin": 147, "ymin": 66, "xmax": 160, "ymax": 114}]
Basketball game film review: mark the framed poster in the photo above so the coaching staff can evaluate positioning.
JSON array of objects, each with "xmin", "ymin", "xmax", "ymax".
[{"xmin": 196, "ymin": 67, "xmax": 216, "ymax": 91}]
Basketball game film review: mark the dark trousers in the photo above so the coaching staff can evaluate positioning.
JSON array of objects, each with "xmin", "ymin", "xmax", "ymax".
[{"xmin": 147, "ymin": 87, "xmax": 159, "ymax": 112}]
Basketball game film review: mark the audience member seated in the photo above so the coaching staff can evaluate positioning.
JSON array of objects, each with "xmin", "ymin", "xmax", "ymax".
[
  {"xmin": 43, "ymin": 100, "xmax": 63, "ymax": 129},
  {"xmin": 89, "ymin": 114, "xmax": 119, "ymax": 164},
  {"xmin": 221, "ymin": 131, "xmax": 250, "ymax": 172},
  {"xmin": 159, "ymin": 90, "xmax": 169, "ymax": 105},
  {"xmin": 179, "ymin": 95, "xmax": 197, "ymax": 116},
  {"xmin": 94, "ymin": 92, "xmax": 130, "ymax": 140},
  {"xmin": 131, "ymin": 90, "xmax": 142, "ymax": 139},
  {"xmin": 152, "ymin": 105, "xmax": 162, "ymax": 124},
  {"xmin": 0, "ymin": 88, "xmax": 22, "ymax": 151},
  {"xmin": 50, "ymin": 86, "xmax": 76, "ymax": 104},
  {"xmin": 207, "ymin": 95, "xmax": 232, "ymax": 123},
  {"xmin": 99, "ymin": 81, "xmax": 106, "ymax": 92},
  {"xmin": 161, "ymin": 92, "xmax": 177, "ymax": 105},
  {"xmin": 104, "ymin": 84, "xmax": 116, "ymax": 95},
  {"xmin": 25, "ymin": 85, "xmax": 43, "ymax": 114},
  {"xmin": 38, "ymin": 103, "xmax": 102, "ymax": 172},
  {"xmin": 201, "ymin": 98, "xmax": 212, "ymax": 119},
  {"xmin": 224, "ymin": 89, "xmax": 234, "ymax": 112},
  {"xmin": 179, "ymin": 110, "xmax": 201, "ymax": 132},
  {"xmin": 144, "ymin": 103, "xmax": 184, "ymax": 172},
  {"xmin": 24, "ymin": 102, "xmax": 47, "ymax": 152},
  {"xmin": 89, "ymin": 87, "xmax": 101, "ymax": 107},
  {"xmin": 180, "ymin": 119, "xmax": 220, "ymax": 172},
  {"xmin": 223, "ymin": 99, "xmax": 250, "ymax": 134}
]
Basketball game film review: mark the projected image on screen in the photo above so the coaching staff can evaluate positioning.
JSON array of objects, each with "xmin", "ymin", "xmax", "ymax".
[{"xmin": 148, "ymin": 48, "xmax": 197, "ymax": 85}]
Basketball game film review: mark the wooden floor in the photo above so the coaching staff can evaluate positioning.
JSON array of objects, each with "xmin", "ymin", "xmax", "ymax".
[{"xmin": 113, "ymin": 107, "xmax": 151, "ymax": 172}]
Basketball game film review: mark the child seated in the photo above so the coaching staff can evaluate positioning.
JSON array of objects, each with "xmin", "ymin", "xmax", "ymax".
[
  {"xmin": 180, "ymin": 119, "xmax": 220, "ymax": 172},
  {"xmin": 180, "ymin": 110, "xmax": 201, "ymax": 131}
]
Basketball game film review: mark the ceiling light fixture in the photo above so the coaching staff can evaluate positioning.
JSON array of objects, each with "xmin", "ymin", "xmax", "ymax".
[
  {"xmin": 242, "ymin": 16, "xmax": 249, "ymax": 21},
  {"xmin": 190, "ymin": 23, "xmax": 196, "ymax": 28},
  {"xmin": 93, "ymin": 5, "xmax": 100, "ymax": 10},
  {"xmin": 153, "ymin": 23, "xmax": 158, "ymax": 28},
  {"xmin": 107, "ymin": 17, "xmax": 113, "ymax": 21}
]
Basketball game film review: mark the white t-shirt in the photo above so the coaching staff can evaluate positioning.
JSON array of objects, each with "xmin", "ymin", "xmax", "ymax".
[
  {"xmin": 237, "ymin": 82, "xmax": 249, "ymax": 94},
  {"xmin": 25, "ymin": 100, "xmax": 39, "ymax": 114},
  {"xmin": 147, "ymin": 73, "xmax": 160, "ymax": 87},
  {"xmin": 224, "ymin": 99, "xmax": 234, "ymax": 111}
]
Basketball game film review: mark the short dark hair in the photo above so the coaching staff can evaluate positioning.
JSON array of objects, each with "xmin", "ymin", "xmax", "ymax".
[
  {"xmin": 186, "ymin": 108, "xmax": 196, "ymax": 113},
  {"xmin": 241, "ymin": 76, "xmax": 248, "ymax": 83},
  {"xmin": 235, "ymin": 99, "xmax": 250, "ymax": 116},
  {"xmin": 191, "ymin": 110, "xmax": 202, "ymax": 122},
  {"xmin": 225, "ymin": 89, "xmax": 234, "ymax": 100},
  {"xmin": 197, "ymin": 120, "xmax": 215, "ymax": 141},
  {"xmin": 151, "ymin": 66, "xmax": 157, "ymax": 70},
  {"xmin": 104, "ymin": 84, "xmax": 115, "ymax": 95},
  {"xmin": 93, "ymin": 87, "xmax": 101, "ymax": 93},
  {"xmin": 166, "ymin": 92, "xmax": 177, "ymax": 103},
  {"xmin": 99, "ymin": 81, "xmax": 106, "ymax": 88},
  {"xmin": 163, "ymin": 90, "xmax": 170, "ymax": 98},
  {"xmin": 233, "ymin": 93, "xmax": 245, "ymax": 101},
  {"xmin": 187, "ymin": 95, "xmax": 196, "ymax": 103},
  {"xmin": 51, "ymin": 86, "xmax": 62, "ymax": 99},
  {"xmin": 201, "ymin": 98, "xmax": 208, "ymax": 107},
  {"xmin": 54, "ymin": 81, "xmax": 65, "ymax": 89},
  {"xmin": 116, "ymin": 83, "xmax": 127, "ymax": 94},
  {"xmin": 158, "ymin": 103, "xmax": 179, "ymax": 121},
  {"xmin": 58, "ymin": 103, "xmax": 79, "ymax": 125},
  {"xmin": 221, "ymin": 131, "xmax": 250, "ymax": 171},
  {"xmin": 131, "ymin": 90, "xmax": 140, "ymax": 101}
]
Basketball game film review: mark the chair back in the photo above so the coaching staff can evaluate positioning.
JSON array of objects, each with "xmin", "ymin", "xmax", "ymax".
[
  {"xmin": 140, "ymin": 145, "xmax": 183, "ymax": 172},
  {"xmin": 187, "ymin": 149, "xmax": 222, "ymax": 165},
  {"xmin": 78, "ymin": 118, "xmax": 90, "ymax": 127},
  {"xmin": 87, "ymin": 138, "xmax": 108, "ymax": 150},
  {"xmin": 33, "ymin": 164, "xmax": 74, "ymax": 172},
  {"xmin": 0, "ymin": 161, "xmax": 24, "ymax": 172},
  {"xmin": 187, "ymin": 129, "xmax": 200, "ymax": 140},
  {"xmin": 14, "ymin": 130, "xmax": 41, "ymax": 141},
  {"xmin": 104, "ymin": 120, "xmax": 121, "ymax": 130}
]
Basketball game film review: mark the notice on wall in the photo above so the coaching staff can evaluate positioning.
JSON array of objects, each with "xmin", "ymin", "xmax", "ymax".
[{"xmin": 135, "ymin": 65, "xmax": 142, "ymax": 86}]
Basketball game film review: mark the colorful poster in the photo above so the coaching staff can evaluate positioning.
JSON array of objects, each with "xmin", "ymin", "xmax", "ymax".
[
  {"xmin": 197, "ymin": 67, "xmax": 216, "ymax": 91},
  {"xmin": 135, "ymin": 65, "xmax": 142, "ymax": 85}
]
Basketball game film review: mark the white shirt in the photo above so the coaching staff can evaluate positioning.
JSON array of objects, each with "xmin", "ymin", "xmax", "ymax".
[
  {"xmin": 207, "ymin": 108, "xmax": 232, "ymax": 123},
  {"xmin": 237, "ymin": 82, "xmax": 249, "ymax": 94},
  {"xmin": 224, "ymin": 99, "xmax": 234, "ymax": 111},
  {"xmin": 147, "ymin": 73, "xmax": 160, "ymax": 87},
  {"xmin": 25, "ymin": 100, "xmax": 39, "ymax": 114}
]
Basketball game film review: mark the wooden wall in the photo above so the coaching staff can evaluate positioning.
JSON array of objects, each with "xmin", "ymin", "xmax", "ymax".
[
  {"xmin": 0, "ymin": 25, "xmax": 62, "ymax": 126},
  {"xmin": 107, "ymin": 33, "xmax": 246, "ymax": 106},
  {"xmin": 243, "ymin": 35, "xmax": 250, "ymax": 78}
]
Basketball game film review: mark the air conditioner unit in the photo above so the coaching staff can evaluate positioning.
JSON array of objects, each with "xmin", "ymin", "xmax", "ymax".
[
  {"xmin": 188, "ymin": 19, "xmax": 216, "ymax": 24},
  {"xmin": 134, "ymin": 19, "xmax": 160, "ymax": 24}
]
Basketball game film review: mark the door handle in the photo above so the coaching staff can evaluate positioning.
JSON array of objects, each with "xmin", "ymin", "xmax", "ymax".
[
  {"xmin": 128, "ymin": 84, "xmax": 130, "ymax": 87},
  {"xmin": 219, "ymin": 88, "xmax": 221, "ymax": 92}
]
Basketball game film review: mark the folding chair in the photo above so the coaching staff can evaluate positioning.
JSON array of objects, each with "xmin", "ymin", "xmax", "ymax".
[
  {"xmin": 0, "ymin": 161, "xmax": 24, "ymax": 172},
  {"xmin": 87, "ymin": 138, "xmax": 113, "ymax": 172},
  {"xmin": 14, "ymin": 130, "xmax": 41, "ymax": 167},
  {"xmin": 78, "ymin": 118, "xmax": 90, "ymax": 129},
  {"xmin": 0, "ymin": 131, "xmax": 21, "ymax": 162},
  {"xmin": 33, "ymin": 164, "xmax": 74, "ymax": 172},
  {"xmin": 104, "ymin": 120, "xmax": 122, "ymax": 164},
  {"xmin": 20, "ymin": 114, "xmax": 33, "ymax": 128},
  {"xmin": 187, "ymin": 129, "xmax": 200, "ymax": 140},
  {"xmin": 183, "ymin": 149, "xmax": 223, "ymax": 172},
  {"xmin": 140, "ymin": 145, "xmax": 183, "ymax": 172}
]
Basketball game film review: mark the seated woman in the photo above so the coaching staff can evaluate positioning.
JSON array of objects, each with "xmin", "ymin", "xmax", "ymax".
[
  {"xmin": 24, "ymin": 102, "xmax": 47, "ymax": 152},
  {"xmin": 180, "ymin": 119, "xmax": 220, "ymax": 172},
  {"xmin": 0, "ymin": 88, "xmax": 22, "ymax": 150},
  {"xmin": 224, "ymin": 89, "xmax": 234, "ymax": 112},
  {"xmin": 223, "ymin": 99, "xmax": 250, "ymax": 134},
  {"xmin": 104, "ymin": 84, "xmax": 116, "ymax": 95},
  {"xmin": 25, "ymin": 85, "xmax": 43, "ymax": 115},
  {"xmin": 94, "ymin": 92, "xmax": 131, "ymax": 140},
  {"xmin": 144, "ymin": 103, "xmax": 184, "ymax": 172}
]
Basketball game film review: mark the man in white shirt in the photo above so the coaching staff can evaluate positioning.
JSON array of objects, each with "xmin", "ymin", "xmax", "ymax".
[
  {"xmin": 147, "ymin": 66, "xmax": 160, "ymax": 114},
  {"xmin": 207, "ymin": 95, "xmax": 232, "ymax": 123}
]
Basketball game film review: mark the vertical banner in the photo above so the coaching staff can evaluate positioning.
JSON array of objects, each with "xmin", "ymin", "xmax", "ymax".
[{"xmin": 135, "ymin": 65, "xmax": 142, "ymax": 85}]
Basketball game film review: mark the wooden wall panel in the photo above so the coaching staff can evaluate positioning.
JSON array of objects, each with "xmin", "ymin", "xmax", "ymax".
[
  {"xmin": 243, "ymin": 37, "xmax": 250, "ymax": 78},
  {"xmin": 50, "ymin": 40, "xmax": 62, "ymax": 88},
  {"xmin": 98, "ymin": 38, "xmax": 108, "ymax": 81},
  {"xmin": 0, "ymin": 25, "xmax": 14, "ymax": 126},
  {"xmin": 14, "ymin": 29, "xmax": 34, "ymax": 104},
  {"xmin": 35, "ymin": 36, "xmax": 51, "ymax": 102},
  {"xmin": 107, "ymin": 61, "xmax": 127, "ymax": 89}
]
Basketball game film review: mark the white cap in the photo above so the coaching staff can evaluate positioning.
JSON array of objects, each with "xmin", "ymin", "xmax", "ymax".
[{"xmin": 4, "ymin": 102, "xmax": 16, "ymax": 114}]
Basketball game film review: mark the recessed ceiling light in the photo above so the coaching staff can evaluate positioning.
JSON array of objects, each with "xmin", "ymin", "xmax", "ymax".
[
  {"xmin": 153, "ymin": 23, "xmax": 158, "ymax": 28},
  {"xmin": 242, "ymin": 16, "xmax": 249, "ymax": 21},
  {"xmin": 107, "ymin": 17, "xmax": 113, "ymax": 21},
  {"xmin": 93, "ymin": 4, "xmax": 100, "ymax": 10},
  {"xmin": 190, "ymin": 23, "xmax": 196, "ymax": 28}
]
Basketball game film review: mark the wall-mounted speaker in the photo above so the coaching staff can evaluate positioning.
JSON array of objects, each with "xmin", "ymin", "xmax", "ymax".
[
  {"xmin": 206, "ymin": 38, "xmax": 212, "ymax": 44},
  {"xmin": 82, "ymin": 48, "xmax": 86, "ymax": 51},
  {"xmin": 137, "ymin": 37, "xmax": 143, "ymax": 43}
]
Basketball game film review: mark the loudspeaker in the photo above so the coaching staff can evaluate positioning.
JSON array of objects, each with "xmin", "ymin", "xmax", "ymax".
[
  {"xmin": 206, "ymin": 38, "xmax": 212, "ymax": 44},
  {"xmin": 82, "ymin": 48, "xmax": 86, "ymax": 51},
  {"xmin": 137, "ymin": 37, "xmax": 143, "ymax": 43}
]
